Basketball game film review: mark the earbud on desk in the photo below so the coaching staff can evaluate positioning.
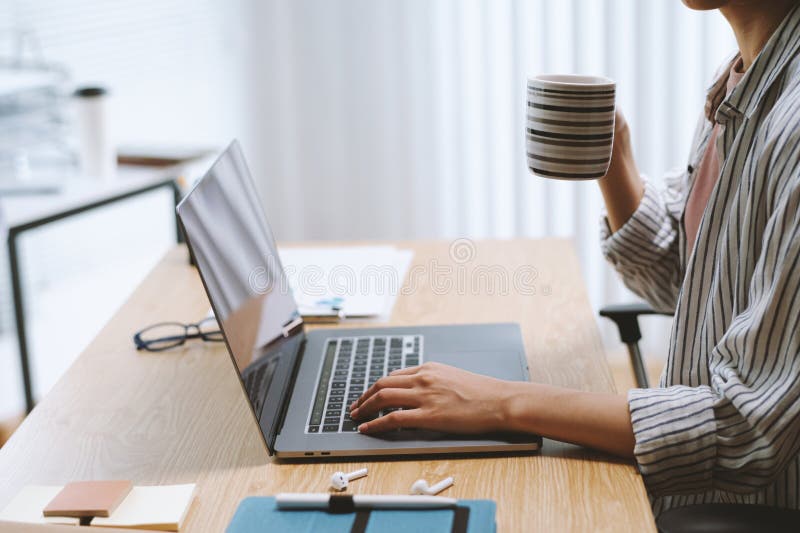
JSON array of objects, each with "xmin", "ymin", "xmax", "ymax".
[
  {"xmin": 410, "ymin": 476, "xmax": 454, "ymax": 495},
  {"xmin": 330, "ymin": 467, "xmax": 368, "ymax": 491}
]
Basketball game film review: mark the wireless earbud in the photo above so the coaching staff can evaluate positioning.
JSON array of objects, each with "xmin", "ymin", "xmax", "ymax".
[
  {"xmin": 409, "ymin": 476, "xmax": 454, "ymax": 495},
  {"xmin": 330, "ymin": 467, "xmax": 368, "ymax": 491}
]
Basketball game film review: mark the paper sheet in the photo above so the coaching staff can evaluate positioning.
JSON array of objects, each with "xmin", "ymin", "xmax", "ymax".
[
  {"xmin": 89, "ymin": 484, "xmax": 195, "ymax": 530},
  {"xmin": 0, "ymin": 485, "xmax": 81, "ymax": 526},
  {"xmin": 278, "ymin": 246, "xmax": 413, "ymax": 321}
]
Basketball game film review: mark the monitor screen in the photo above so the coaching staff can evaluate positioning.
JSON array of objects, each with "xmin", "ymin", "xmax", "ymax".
[{"xmin": 176, "ymin": 140, "xmax": 301, "ymax": 451}]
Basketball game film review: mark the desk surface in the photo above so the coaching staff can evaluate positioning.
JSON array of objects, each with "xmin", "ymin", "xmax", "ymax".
[{"xmin": 0, "ymin": 239, "xmax": 655, "ymax": 532}]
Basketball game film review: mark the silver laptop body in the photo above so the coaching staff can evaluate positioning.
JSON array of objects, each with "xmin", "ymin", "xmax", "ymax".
[{"xmin": 176, "ymin": 140, "xmax": 540, "ymax": 458}]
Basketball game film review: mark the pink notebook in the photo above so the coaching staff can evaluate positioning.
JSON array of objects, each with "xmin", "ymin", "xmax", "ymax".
[{"xmin": 43, "ymin": 480, "xmax": 132, "ymax": 518}]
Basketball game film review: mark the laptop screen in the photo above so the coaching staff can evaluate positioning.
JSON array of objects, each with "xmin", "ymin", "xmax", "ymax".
[{"xmin": 176, "ymin": 140, "xmax": 302, "ymax": 452}]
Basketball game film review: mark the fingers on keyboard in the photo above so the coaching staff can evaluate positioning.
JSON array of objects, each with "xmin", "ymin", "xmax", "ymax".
[{"xmin": 308, "ymin": 335, "xmax": 423, "ymax": 433}]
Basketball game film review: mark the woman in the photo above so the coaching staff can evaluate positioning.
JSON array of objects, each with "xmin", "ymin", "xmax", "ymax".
[{"xmin": 352, "ymin": 0, "xmax": 800, "ymax": 514}]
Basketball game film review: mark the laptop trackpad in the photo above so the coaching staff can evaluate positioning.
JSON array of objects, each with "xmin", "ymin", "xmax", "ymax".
[{"xmin": 428, "ymin": 350, "xmax": 528, "ymax": 381}]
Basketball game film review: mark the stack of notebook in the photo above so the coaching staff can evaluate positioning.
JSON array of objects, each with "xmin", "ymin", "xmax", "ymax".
[{"xmin": 0, "ymin": 482, "xmax": 195, "ymax": 531}]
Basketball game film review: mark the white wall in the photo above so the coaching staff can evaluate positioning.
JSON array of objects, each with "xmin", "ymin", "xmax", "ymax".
[{"xmin": 1, "ymin": 0, "xmax": 250, "ymax": 147}]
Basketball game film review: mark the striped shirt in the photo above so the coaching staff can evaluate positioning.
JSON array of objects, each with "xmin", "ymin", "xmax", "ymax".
[{"xmin": 600, "ymin": 5, "xmax": 800, "ymax": 516}]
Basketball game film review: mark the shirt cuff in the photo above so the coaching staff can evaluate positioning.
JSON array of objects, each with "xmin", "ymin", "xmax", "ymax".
[
  {"xmin": 628, "ymin": 386, "xmax": 717, "ymax": 496},
  {"xmin": 600, "ymin": 177, "xmax": 679, "ymax": 269}
]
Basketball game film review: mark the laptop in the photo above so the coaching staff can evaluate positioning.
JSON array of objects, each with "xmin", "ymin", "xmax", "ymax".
[{"xmin": 176, "ymin": 140, "xmax": 540, "ymax": 458}]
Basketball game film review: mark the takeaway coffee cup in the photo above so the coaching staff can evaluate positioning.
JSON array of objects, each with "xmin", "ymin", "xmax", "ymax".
[
  {"xmin": 73, "ymin": 86, "xmax": 117, "ymax": 180},
  {"xmin": 526, "ymin": 74, "xmax": 616, "ymax": 180}
]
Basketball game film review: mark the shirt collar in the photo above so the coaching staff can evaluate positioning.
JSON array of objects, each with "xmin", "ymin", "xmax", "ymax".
[{"xmin": 705, "ymin": 4, "xmax": 800, "ymax": 124}]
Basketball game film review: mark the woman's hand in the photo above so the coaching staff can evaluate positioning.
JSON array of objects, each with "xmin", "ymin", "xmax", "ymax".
[
  {"xmin": 598, "ymin": 109, "xmax": 644, "ymax": 232},
  {"xmin": 350, "ymin": 361, "xmax": 636, "ymax": 458},
  {"xmin": 349, "ymin": 362, "xmax": 519, "ymax": 434}
]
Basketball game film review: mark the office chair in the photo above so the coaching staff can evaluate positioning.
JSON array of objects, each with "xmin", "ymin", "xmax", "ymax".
[
  {"xmin": 599, "ymin": 302, "xmax": 800, "ymax": 533},
  {"xmin": 598, "ymin": 302, "xmax": 664, "ymax": 388}
]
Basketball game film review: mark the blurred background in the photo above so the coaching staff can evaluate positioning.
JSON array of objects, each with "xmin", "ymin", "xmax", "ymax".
[{"xmin": 0, "ymin": 0, "xmax": 736, "ymax": 433}]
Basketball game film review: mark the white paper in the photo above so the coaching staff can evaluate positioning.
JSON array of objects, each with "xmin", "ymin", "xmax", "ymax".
[
  {"xmin": 278, "ymin": 246, "xmax": 413, "ymax": 320},
  {"xmin": 0, "ymin": 485, "xmax": 80, "ymax": 526},
  {"xmin": 89, "ymin": 484, "xmax": 195, "ymax": 529}
]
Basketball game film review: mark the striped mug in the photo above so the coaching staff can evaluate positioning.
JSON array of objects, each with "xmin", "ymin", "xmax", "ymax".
[{"xmin": 526, "ymin": 74, "xmax": 616, "ymax": 180}]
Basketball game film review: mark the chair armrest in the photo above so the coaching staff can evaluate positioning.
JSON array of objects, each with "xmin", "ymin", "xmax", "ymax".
[{"xmin": 598, "ymin": 302, "xmax": 669, "ymax": 344}]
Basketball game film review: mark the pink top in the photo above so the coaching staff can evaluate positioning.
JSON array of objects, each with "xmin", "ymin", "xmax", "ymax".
[{"xmin": 684, "ymin": 58, "xmax": 746, "ymax": 257}]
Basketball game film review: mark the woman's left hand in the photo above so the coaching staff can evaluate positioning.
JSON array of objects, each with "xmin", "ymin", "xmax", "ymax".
[{"xmin": 349, "ymin": 362, "xmax": 518, "ymax": 434}]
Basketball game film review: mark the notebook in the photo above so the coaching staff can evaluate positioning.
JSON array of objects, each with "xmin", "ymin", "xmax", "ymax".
[
  {"xmin": 225, "ymin": 496, "xmax": 496, "ymax": 533},
  {"xmin": 0, "ymin": 486, "xmax": 80, "ymax": 526},
  {"xmin": 0, "ymin": 483, "xmax": 195, "ymax": 531},
  {"xmin": 44, "ymin": 479, "xmax": 132, "ymax": 517},
  {"xmin": 90, "ymin": 484, "xmax": 196, "ymax": 531}
]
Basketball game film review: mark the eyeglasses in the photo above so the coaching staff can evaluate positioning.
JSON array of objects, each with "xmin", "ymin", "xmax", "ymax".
[{"xmin": 133, "ymin": 317, "xmax": 224, "ymax": 352}]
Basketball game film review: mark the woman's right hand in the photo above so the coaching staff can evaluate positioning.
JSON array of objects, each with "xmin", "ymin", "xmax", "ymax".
[{"xmin": 350, "ymin": 362, "xmax": 518, "ymax": 435}]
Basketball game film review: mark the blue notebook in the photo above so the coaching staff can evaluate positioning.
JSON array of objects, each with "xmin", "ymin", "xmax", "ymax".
[{"xmin": 226, "ymin": 496, "xmax": 496, "ymax": 533}]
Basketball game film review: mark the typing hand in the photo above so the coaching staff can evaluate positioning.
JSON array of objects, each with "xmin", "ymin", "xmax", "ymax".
[{"xmin": 349, "ymin": 362, "xmax": 517, "ymax": 434}]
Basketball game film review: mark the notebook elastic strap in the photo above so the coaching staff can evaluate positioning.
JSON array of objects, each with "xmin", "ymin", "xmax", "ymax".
[
  {"xmin": 451, "ymin": 506, "xmax": 470, "ymax": 533},
  {"xmin": 347, "ymin": 506, "xmax": 471, "ymax": 533},
  {"xmin": 350, "ymin": 510, "xmax": 371, "ymax": 533}
]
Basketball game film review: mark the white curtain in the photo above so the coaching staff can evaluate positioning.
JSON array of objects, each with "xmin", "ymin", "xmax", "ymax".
[{"xmin": 243, "ymin": 0, "xmax": 736, "ymax": 355}]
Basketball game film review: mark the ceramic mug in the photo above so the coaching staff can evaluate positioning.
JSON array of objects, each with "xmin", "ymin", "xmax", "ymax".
[{"xmin": 526, "ymin": 74, "xmax": 616, "ymax": 180}]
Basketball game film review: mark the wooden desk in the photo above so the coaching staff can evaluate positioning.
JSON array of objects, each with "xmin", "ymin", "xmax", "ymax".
[{"xmin": 0, "ymin": 240, "xmax": 655, "ymax": 532}]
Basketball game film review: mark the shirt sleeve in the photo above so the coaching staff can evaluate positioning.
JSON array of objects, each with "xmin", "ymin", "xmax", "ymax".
[
  {"xmin": 600, "ymin": 111, "xmax": 710, "ymax": 313},
  {"xmin": 599, "ymin": 173, "xmax": 686, "ymax": 313},
  {"xmin": 628, "ymin": 164, "xmax": 800, "ymax": 496}
]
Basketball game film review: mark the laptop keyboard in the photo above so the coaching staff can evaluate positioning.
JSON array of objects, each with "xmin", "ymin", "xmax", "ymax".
[{"xmin": 306, "ymin": 335, "xmax": 423, "ymax": 433}]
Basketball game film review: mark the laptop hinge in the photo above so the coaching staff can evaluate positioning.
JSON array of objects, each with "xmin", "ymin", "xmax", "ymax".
[
  {"xmin": 267, "ymin": 332, "xmax": 307, "ymax": 455},
  {"xmin": 281, "ymin": 316, "xmax": 304, "ymax": 338}
]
